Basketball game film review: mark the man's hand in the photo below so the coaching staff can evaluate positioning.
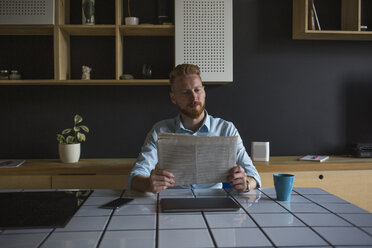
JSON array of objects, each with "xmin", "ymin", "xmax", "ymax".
[
  {"xmin": 228, "ymin": 165, "xmax": 248, "ymax": 192},
  {"xmin": 149, "ymin": 169, "xmax": 175, "ymax": 193}
]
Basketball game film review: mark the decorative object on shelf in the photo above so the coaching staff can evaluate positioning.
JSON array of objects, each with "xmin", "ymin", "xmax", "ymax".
[
  {"xmin": 361, "ymin": 25, "xmax": 368, "ymax": 31},
  {"xmin": 125, "ymin": 0, "xmax": 139, "ymax": 25},
  {"xmin": 81, "ymin": 65, "xmax": 92, "ymax": 80},
  {"xmin": 82, "ymin": 0, "xmax": 95, "ymax": 25},
  {"xmin": 308, "ymin": 0, "xmax": 321, "ymax": 30},
  {"xmin": 157, "ymin": 0, "xmax": 173, "ymax": 24},
  {"xmin": 0, "ymin": 70, "xmax": 9, "ymax": 80},
  {"xmin": 120, "ymin": 74, "xmax": 134, "ymax": 80},
  {"xmin": 9, "ymin": 70, "xmax": 21, "ymax": 80},
  {"xmin": 57, "ymin": 114, "xmax": 90, "ymax": 163},
  {"xmin": 142, "ymin": 64, "xmax": 152, "ymax": 79}
]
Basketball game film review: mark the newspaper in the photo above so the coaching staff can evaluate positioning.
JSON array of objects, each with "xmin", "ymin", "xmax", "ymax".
[{"xmin": 157, "ymin": 133, "xmax": 237, "ymax": 185}]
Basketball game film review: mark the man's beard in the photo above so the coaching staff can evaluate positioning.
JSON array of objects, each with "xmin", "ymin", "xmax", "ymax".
[{"xmin": 178, "ymin": 101, "xmax": 205, "ymax": 119}]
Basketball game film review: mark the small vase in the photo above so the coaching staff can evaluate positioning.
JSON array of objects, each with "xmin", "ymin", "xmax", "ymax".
[
  {"xmin": 59, "ymin": 143, "xmax": 81, "ymax": 163},
  {"xmin": 142, "ymin": 64, "xmax": 152, "ymax": 79},
  {"xmin": 125, "ymin": 17, "xmax": 139, "ymax": 25},
  {"xmin": 82, "ymin": 0, "xmax": 95, "ymax": 25}
]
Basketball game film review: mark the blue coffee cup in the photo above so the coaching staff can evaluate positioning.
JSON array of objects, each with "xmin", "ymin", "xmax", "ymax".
[{"xmin": 273, "ymin": 174, "xmax": 295, "ymax": 201}]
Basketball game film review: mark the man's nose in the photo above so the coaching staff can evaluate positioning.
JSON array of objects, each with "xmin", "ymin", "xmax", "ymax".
[{"xmin": 191, "ymin": 90, "xmax": 198, "ymax": 100}]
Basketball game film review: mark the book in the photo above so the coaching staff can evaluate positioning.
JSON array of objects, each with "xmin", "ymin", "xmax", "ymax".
[
  {"xmin": 0, "ymin": 160, "xmax": 25, "ymax": 167},
  {"xmin": 299, "ymin": 155, "xmax": 329, "ymax": 162}
]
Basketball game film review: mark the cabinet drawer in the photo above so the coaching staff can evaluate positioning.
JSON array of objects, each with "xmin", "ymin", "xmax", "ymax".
[
  {"xmin": 52, "ymin": 175, "xmax": 127, "ymax": 189},
  {"xmin": 0, "ymin": 175, "xmax": 51, "ymax": 189},
  {"xmin": 260, "ymin": 170, "xmax": 372, "ymax": 213}
]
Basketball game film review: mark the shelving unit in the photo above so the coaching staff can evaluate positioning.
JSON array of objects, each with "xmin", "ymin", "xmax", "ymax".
[
  {"xmin": 293, "ymin": 0, "xmax": 372, "ymax": 40},
  {"xmin": 0, "ymin": 0, "xmax": 186, "ymax": 85}
]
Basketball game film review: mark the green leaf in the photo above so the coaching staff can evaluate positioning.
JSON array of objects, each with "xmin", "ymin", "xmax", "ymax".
[
  {"xmin": 57, "ymin": 134, "xmax": 66, "ymax": 144},
  {"xmin": 77, "ymin": 132, "xmax": 86, "ymax": 142},
  {"xmin": 62, "ymin": 128, "xmax": 72, "ymax": 135},
  {"xmin": 73, "ymin": 126, "xmax": 80, "ymax": 132},
  {"xmin": 80, "ymin": 125, "xmax": 89, "ymax": 133},
  {"xmin": 74, "ymin": 114, "xmax": 83, "ymax": 125},
  {"xmin": 66, "ymin": 136, "xmax": 75, "ymax": 144}
]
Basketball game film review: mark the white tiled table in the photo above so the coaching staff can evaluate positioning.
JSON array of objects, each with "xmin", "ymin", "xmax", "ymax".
[{"xmin": 1, "ymin": 187, "xmax": 372, "ymax": 248}]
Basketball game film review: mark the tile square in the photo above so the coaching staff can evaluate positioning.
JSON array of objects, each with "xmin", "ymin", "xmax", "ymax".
[
  {"xmin": 74, "ymin": 206, "xmax": 113, "ymax": 217},
  {"xmin": 0, "ymin": 233, "xmax": 48, "ymax": 248},
  {"xmin": 99, "ymin": 230, "xmax": 155, "ymax": 248},
  {"xmin": 362, "ymin": 227, "xmax": 372, "ymax": 235},
  {"xmin": 107, "ymin": 215, "xmax": 156, "ymax": 230},
  {"xmin": 322, "ymin": 203, "xmax": 370, "ymax": 214},
  {"xmin": 193, "ymin": 189, "xmax": 227, "ymax": 197},
  {"xmin": 314, "ymin": 227, "xmax": 372, "ymax": 246},
  {"xmin": 279, "ymin": 202, "xmax": 330, "ymax": 213},
  {"xmin": 296, "ymin": 213, "xmax": 352, "ymax": 227},
  {"xmin": 158, "ymin": 229, "xmax": 214, "ymax": 248},
  {"xmin": 82, "ymin": 196, "xmax": 118, "ymax": 206},
  {"xmin": 263, "ymin": 227, "xmax": 328, "ymax": 246},
  {"xmin": 205, "ymin": 213, "xmax": 256, "ymax": 228},
  {"xmin": 305, "ymin": 194, "xmax": 348, "ymax": 204},
  {"xmin": 41, "ymin": 231, "xmax": 101, "ymax": 248},
  {"xmin": 55, "ymin": 216, "xmax": 109, "ymax": 232},
  {"xmin": 294, "ymin": 188, "xmax": 330, "ymax": 195},
  {"xmin": 251, "ymin": 213, "xmax": 304, "ymax": 227},
  {"xmin": 211, "ymin": 228, "xmax": 272, "ymax": 247},
  {"xmin": 114, "ymin": 204, "xmax": 156, "ymax": 215},
  {"xmin": 339, "ymin": 214, "xmax": 372, "ymax": 227},
  {"xmin": 159, "ymin": 213, "xmax": 206, "ymax": 229},
  {"xmin": 243, "ymin": 202, "xmax": 288, "ymax": 213},
  {"xmin": 127, "ymin": 195, "xmax": 157, "ymax": 205},
  {"xmin": 236, "ymin": 194, "xmax": 274, "ymax": 205},
  {"xmin": 89, "ymin": 190, "xmax": 123, "ymax": 197},
  {"xmin": 259, "ymin": 187, "xmax": 297, "ymax": 196}
]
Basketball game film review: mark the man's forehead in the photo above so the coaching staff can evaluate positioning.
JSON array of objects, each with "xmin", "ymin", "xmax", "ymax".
[{"xmin": 173, "ymin": 74, "xmax": 203, "ymax": 89}]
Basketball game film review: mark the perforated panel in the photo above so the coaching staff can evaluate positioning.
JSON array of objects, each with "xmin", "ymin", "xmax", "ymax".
[
  {"xmin": 0, "ymin": 0, "xmax": 54, "ymax": 24},
  {"xmin": 175, "ymin": 0, "xmax": 233, "ymax": 82}
]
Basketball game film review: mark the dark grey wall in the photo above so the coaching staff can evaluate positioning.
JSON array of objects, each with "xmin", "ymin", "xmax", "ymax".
[{"xmin": 0, "ymin": 0, "xmax": 371, "ymax": 159}]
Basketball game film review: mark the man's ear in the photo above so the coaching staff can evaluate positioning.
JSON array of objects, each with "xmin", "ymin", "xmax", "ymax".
[{"xmin": 169, "ymin": 91, "xmax": 176, "ymax": 104}]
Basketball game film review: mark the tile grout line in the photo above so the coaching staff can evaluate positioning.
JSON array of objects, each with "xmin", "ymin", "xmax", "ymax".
[
  {"xmin": 156, "ymin": 193, "xmax": 159, "ymax": 248},
  {"xmin": 95, "ymin": 189, "xmax": 125, "ymax": 248},
  {"xmin": 36, "ymin": 228, "xmax": 56, "ymax": 248},
  {"xmin": 293, "ymin": 189, "xmax": 372, "ymax": 238},
  {"xmin": 191, "ymin": 189, "xmax": 218, "ymax": 248},
  {"xmin": 261, "ymin": 189, "xmax": 334, "ymax": 247},
  {"xmin": 225, "ymin": 188, "xmax": 278, "ymax": 248}
]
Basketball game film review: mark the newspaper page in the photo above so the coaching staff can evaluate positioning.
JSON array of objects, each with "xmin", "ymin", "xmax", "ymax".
[{"xmin": 157, "ymin": 133, "xmax": 238, "ymax": 185}]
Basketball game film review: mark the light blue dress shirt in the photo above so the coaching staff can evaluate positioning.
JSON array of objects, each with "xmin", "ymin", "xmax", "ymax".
[{"xmin": 127, "ymin": 111, "xmax": 261, "ymax": 190}]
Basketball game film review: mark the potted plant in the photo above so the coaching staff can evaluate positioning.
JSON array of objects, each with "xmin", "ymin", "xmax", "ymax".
[
  {"xmin": 57, "ymin": 114, "xmax": 89, "ymax": 163},
  {"xmin": 125, "ymin": 0, "xmax": 139, "ymax": 25}
]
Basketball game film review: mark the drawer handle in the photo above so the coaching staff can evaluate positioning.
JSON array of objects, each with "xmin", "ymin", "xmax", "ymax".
[{"xmin": 319, "ymin": 174, "xmax": 324, "ymax": 180}]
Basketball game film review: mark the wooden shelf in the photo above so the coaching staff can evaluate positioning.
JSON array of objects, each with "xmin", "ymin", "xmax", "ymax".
[
  {"xmin": 293, "ymin": 0, "xmax": 372, "ymax": 40},
  {"xmin": 60, "ymin": 25, "xmax": 116, "ymax": 36},
  {"xmin": 0, "ymin": 25, "xmax": 54, "ymax": 35},
  {"xmin": 119, "ymin": 24, "xmax": 175, "ymax": 36},
  {"xmin": 0, "ymin": 79, "xmax": 229, "ymax": 86}
]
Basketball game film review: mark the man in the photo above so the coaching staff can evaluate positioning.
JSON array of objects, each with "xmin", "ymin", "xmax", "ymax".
[{"xmin": 127, "ymin": 64, "xmax": 261, "ymax": 193}]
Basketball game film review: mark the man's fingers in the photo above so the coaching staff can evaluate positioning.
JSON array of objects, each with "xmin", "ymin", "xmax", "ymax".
[{"xmin": 152, "ymin": 169, "xmax": 175, "ymax": 178}]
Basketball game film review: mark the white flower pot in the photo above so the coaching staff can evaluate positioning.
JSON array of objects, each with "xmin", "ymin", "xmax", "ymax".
[
  {"xmin": 125, "ymin": 17, "xmax": 139, "ymax": 25},
  {"xmin": 59, "ymin": 143, "xmax": 81, "ymax": 163}
]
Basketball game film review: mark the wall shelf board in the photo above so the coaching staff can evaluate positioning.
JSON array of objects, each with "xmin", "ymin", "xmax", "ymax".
[
  {"xmin": 0, "ymin": 25, "xmax": 54, "ymax": 35},
  {"xmin": 60, "ymin": 25, "xmax": 116, "ymax": 36},
  {"xmin": 0, "ymin": 79, "xmax": 229, "ymax": 85},
  {"xmin": 119, "ymin": 24, "xmax": 175, "ymax": 36}
]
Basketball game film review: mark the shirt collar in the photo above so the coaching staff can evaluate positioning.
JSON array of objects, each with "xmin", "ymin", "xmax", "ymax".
[{"xmin": 175, "ymin": 110, "xmax": 210, "ymax": 134}]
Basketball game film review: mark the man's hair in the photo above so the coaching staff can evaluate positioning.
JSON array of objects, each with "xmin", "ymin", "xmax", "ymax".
[{"xmin": 169, "ymin": 64, "xmax": 201, "ymax": 86}]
